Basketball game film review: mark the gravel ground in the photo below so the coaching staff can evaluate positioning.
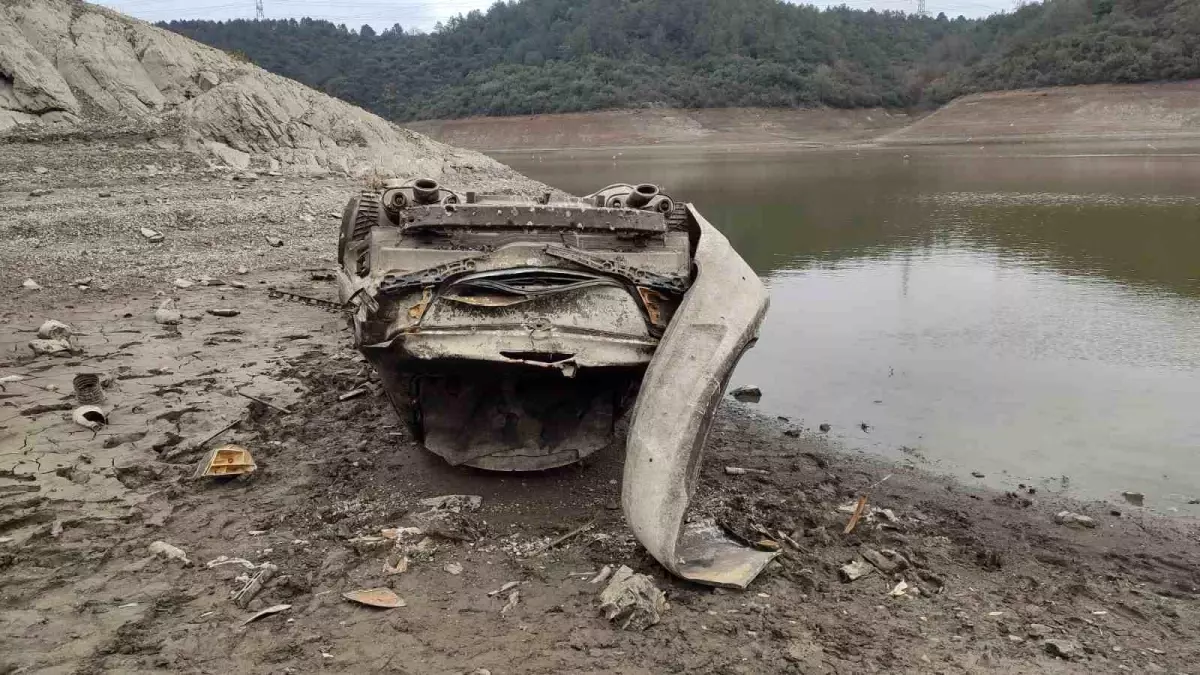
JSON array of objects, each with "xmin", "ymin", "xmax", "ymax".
[{"xmin": 2, "ymin": 139, "xmax": 1199, "ymax": 674}]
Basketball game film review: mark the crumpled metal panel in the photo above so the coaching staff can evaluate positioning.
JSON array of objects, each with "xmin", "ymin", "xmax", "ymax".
[{"xmin": 622, "ymin": 205, "xmax": 777, "ymax": 589}]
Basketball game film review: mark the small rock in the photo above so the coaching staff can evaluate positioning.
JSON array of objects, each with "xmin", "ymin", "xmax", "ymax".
[
  {"xmin": 29, "ymin": 339, "xmax": 73, "ymax": 356},
  {"xmin": 197, "ymin": 277, "xmax": 225, "ymax": 287},
  {"xmin": 860, "ymin": 546, "xmax": 908, "ymax": 574},
  {"xmin": 1055, "ymin": 511, "xmax": 1096, "ymax": 529},
  {"xmin": 197, "ymin": 70, "xmax": 220, "ymax": 91},
  {"xmin": 98, "ymin": 191, "xmax": 112, "ymax": 198},
  {"xmin": 28, "ymin": 189, "xmax": 52, "ymax": 197},
  {"xmin": 1027, "ymin": 623, "xmax": 1054, "ymax": 639},
  {"xmin": 444, "ymin": 562, "xmax": 464, "ymax": 575},
  {"xmin": 173, "ymin": 278, "xmax": 194, "ymax": 289},
  {"xmin": 1189, "ymin": 499, "xmax": 1200, "ymax": 505},
  {"xmin": 818, "ymin": 423, "xmax": 831, "ymax": 433},
  {"xmin": 1121, "ymin": 491, "xmax": 1144, "ymax": 507},
  {"xmin": 140, "ymin": 227, "xmax": 164, "ymax": 243},
  {"xmin": 265, "ymin": 236, "xmax": 284, "ymax": 248},
  {"xmin": 730, "ymin": 385, "xmax": 762, "ymax": 402},
  {"xmin": 598, "ymin": 565, "xmax": 667, "ymax": 630},
  {"xmin": 783, "ymin": 429, "xmax": 800, "ymax": 438},
  {"xmin": 229, "ymin": 280, "xmax": 247, "ymax": 289},
  {"xmin": 971, "ymin": 471, "xmax": 985, "ymax": 478},
  {"xmin": 36, "ymin": 320, "xmax": 72, "ymax": 340},
  {"xmin": 839, "ymin": 559, "xmax": 875, "ymax": 582},
  {"xmin": 154, "ymin": 300, "xmax": 182, "ymax": 325},
  {"xmin": 33, "ymin": 166, "xmax": 49, "ymax": 174},
  {"xmin": 72, "ymin": 277, "xmax": 93, "ymax": 287},
  {"xmin": 1044, "ymin": 639, "xmax": 1081, "ymax": 660},
  {"xmin": 148, "ymin": 541, "xmax": 191, "ymax": 566},
  {"xmin": 22, "ymin": 279, "xmax": 42, "ymax": 291},
  {"xmin": 236, "ymin": 266, "xmax": 249, "ymax": 275}
]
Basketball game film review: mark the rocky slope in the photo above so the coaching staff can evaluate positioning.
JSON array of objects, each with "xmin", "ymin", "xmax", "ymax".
[{"xmin": 0, "ymin": 0, "xmax": 543, "ymax": 187}]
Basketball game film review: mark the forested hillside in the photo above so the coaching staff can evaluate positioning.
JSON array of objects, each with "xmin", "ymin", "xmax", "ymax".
[{"xmin": 163, "ymin": 0, "xmax": 1200, "ymax": 122}]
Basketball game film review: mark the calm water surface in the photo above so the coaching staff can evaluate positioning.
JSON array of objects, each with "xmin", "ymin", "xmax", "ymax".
[{"xmin": 497, "ymin": 145, "xmax": 1200, "ymax": 510}]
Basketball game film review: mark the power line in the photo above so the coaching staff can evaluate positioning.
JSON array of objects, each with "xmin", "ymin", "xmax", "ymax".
[{"xmin": 255, "ymin": 0, "xmax": 265, "ymax": 20}]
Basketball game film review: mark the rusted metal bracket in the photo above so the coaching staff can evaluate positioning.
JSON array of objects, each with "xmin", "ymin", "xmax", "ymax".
[
  {"xmin": 378, "ymin": 257, "xmax": 485, "ymax": 297},
  {"xmin": 544, "ymin": 245, "xmax": 687, "ymax": 294}
]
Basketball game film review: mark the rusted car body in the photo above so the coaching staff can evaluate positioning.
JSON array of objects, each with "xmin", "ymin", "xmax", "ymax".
[{"xmin": 337, "ymin": 178, "xmax": 775, "ymax": 587}]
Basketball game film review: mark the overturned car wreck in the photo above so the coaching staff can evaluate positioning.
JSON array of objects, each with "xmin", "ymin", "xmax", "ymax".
[{"xmin": 337, "ymin": 178, "xmax": 776, "ymax": 588}]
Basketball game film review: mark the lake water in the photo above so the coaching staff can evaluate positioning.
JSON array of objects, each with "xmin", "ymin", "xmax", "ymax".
[{"xmin": 496, "ymin": 144, "xmax": 1200, "ymax": 511}]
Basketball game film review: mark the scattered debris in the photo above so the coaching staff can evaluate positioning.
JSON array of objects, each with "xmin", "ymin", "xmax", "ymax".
[
  {"xmin": 205, "ymin": 556, "xmax": 259, "ymax": 570},
  {"xmin": 235, "ymin": 391, "xmax": 292, "ymax": 414},
  {"xmin": 343, "ymin": 588, "xmax": 405, "ymax": 609},
  {"xmin": 1044, "ymin": 639, "xmax": 1082, "ymax": 660},
  {"xmin": 1054, "ymin": 511, "xmax": 1097, "ymax": 529},
  {"xmin": 265, "ymin": 236, "xmax": 284, "ymax": 247},
  {"xmin": 843, "ymin": 495, "xmax": 869, "ymax": 534},
  {"xmin": 154, "ymin": 299, "xmax": 183, "ymax": 325},
  {"xmin": 240, "ymin": 604, "xmax": 291, "ymax": 626},
  {"xmin": 207, "ymin": 308, "xmax": 241, "ymax": 318},
  {"xmin": 590, "ymin": 565, "xmax": 615, "ymax": 585},
  {"xmin": 1026, "ymin": 624, "xmax": 1054, "ymax": 639},
  {"xmin": 417, "ymin": 494, "xmax": 482, "ymax": 512},
  {"xmin": 598, "ymin": 566, "xmax": 667, "ymax": 630},
  {"xmin": 860, "ymin": 546, "xmax": 908, "ymax": 573},
  {"xmin": 194, "ymin": 444, "xmax": 257, "ymax": 479},
  {"xmin": 730, "ymin": 385, "xmax": 762, "ymax": 402},
  {"xmin": 140, "ymin": 227, "xmax": 165, "ymax": 243},
  {"xmin": 149, "ymin": 541, "xmax": 191, "ymax": 566},
  {"xmin": 488, "ymin": 581, "xmax": 521, "ymax": 597},
  {"xmin": 839, "ymin": 559, "xmax": 875, "ymax": 582},
  {"xmin": 498, "ymin": 591, "xmax": 520, "ymax": 616},
  {"xmin": 72, "ymin": 405, "xmax": 107, "ymax": 430},
  {"xmin": 410, "ymin": 509, "xmax": 483, "ymax": 541},
  {"xmin": 724, "ymin": 466, "xmax": 770, "ymax": 476},
  {"xmin": 338, "ymin": 388, "xmax": 367, "ymax": 401},
  {"xmin": 1121, "ymin": 491, "xmax": 1145, "ymax": 507},
  {"xmin": 232, "ymin": 562, "xmax": 278, "ymax": 608},
  {"xmin": 531, "ymin": 520, "xmax": 595, "ymax": 556},
  {"xmin": 37, "ymin": 320, "xmax": 73, "ymax": 340},
  {"xmin": 29, "ymin": 338, "xmax": 73, "ymax": 356},
  {"xmin": 444, "ymin": 562, "xmax": 464, "ymax": 575},
  {"xmin": 72, "ymin": 373, "xmax": 104, "ymax": 405}
]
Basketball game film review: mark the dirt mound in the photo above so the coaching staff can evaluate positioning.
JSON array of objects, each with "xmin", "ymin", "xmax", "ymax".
[
  {"xmin": 882, "ymin": 81, "xmax": 1200, "ymax": 145},
  {"xmin": 0, "ymin": 0, "xmax": 541, "ymax": 185}
]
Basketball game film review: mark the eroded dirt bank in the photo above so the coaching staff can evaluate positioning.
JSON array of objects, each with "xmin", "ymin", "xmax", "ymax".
[
  {"xmin": 406, "ymin": 81, "xmax": 1200, "ymax": 152},
  {"xmin": 2, "ymin": 141, "xmax": 1200, "ymax": 675}
]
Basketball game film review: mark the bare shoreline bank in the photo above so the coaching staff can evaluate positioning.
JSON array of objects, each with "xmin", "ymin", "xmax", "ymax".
[{"xmin": 406, "ymin": 81, "xmax": 1200, "ymax": 153}]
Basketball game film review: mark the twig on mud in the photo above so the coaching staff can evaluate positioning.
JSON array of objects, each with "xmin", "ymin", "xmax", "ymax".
[
  {"xmin": 198, "ymin": 417, "xmax": 243, "ymax": 448},
  {"xmin": 532, "ymin": 520, "xmax": 596, "ymax": 556},
  {"xmin": 235, "ymin": 391, "xmax": 292, "ymax": 414},
  {"xmin": 844, "ymin": 496, "xmax": 869, "ymax": 535}
]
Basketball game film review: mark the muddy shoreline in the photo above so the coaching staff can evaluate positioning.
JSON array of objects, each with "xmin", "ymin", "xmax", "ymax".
[{"xmin": 2, "ymin": 141, "xmax": 1199, "ymax": 674}]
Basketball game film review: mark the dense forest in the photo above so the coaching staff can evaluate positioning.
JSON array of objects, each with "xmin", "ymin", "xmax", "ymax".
[{"xmin": 164, "ymin": 0, "xmax": 1200, "ymax": 121}]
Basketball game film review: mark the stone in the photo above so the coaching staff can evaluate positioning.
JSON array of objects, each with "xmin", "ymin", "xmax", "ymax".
[
  {"xmin": 140, "ymin": 227, "xmax": 165, "ymax": 242},
  {"xmin": 265, "ymin": 236, "xmax": 284, "ymax": 248},
  {"xmin": 21, "ymin": 279, "xmax": 41, "ymax": 290},
  {"xmin": 29, "ymin": 338, "xmax": 72, "ymax": 356},
  {"xmin": 207, "ymin": 308, "xmax": 240, "ymax": 317},
  {"xmin": 36, "ymin": 319, "xmax": 72, "ymax": 340},
  {"xmin": 173, "ymin": 278, "xmax": 194, "ymax": 289},
  {"xmin": 154, "ymin": 300, "xmax": 182, "ymax": 325},
  {"xmin": 33, "ymin": 166, "xmax": 48, "ymax": 174},
  {"xmin": 860, "ymin": 546, "xmax": 908, "ymax": 574},
  {"xmin": 598, "ymin": 566, "xmax": 667, "ymax": 631},
  {"xmin": 730, "ymin": 385, "xmax": 762, "ymax": 402},
  {"xmin": 1055, "ymin": 511, "xmax": 1097, "ymax": 529},
  {"xmin": 197, "ymin": 70, "xmax": 220, "ymax": 91},
  {"xmin": 1044, "ymin": 639, "xmax": 1081, "ymax": 660},
  {"xmin": 839, "ymin": 559, "xmax": 874, "ymax": 582},
  {"xmin": 1121, "ymin": 491, "xmax": 1144, "ymax": 507},
  {"xmin": 1027, "ymin": 623, "xmax": 1054, "ymax": 639},
  {"xmin": 28, "ymin": 189, "xmax": 52, "ymax": 197}
]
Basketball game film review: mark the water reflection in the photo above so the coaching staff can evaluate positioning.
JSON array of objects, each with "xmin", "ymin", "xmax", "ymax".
[{"xmin": 498, "ymin": 146, "xmax": 1200, "ymax": 507}]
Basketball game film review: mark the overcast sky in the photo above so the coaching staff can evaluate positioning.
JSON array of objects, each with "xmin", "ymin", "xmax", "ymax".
[{"xmin": 100, "ymin": 0, "xmax": 1017, "ymax": 32}]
